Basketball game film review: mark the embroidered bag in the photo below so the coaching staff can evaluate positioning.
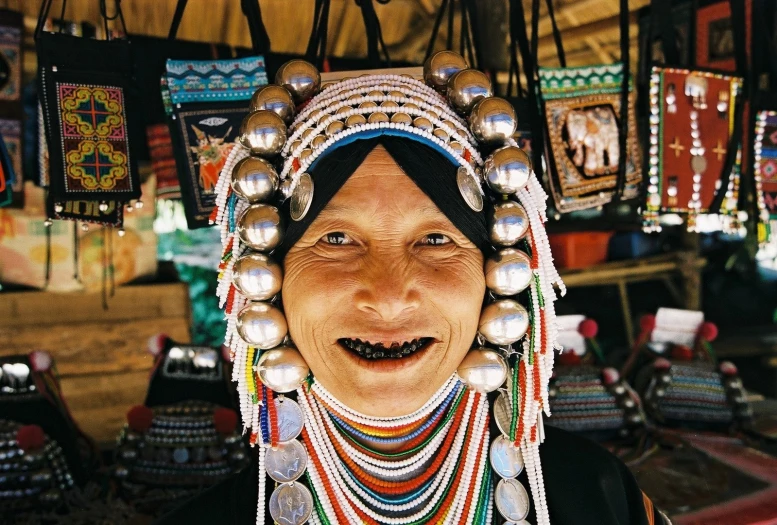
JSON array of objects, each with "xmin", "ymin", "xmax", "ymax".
[
  {"xmin": 35, "ymin": 0, "xmax": 141, "ymax": 219},
  {"xmin": 164, "ymin": 0, "xmax": 270, "ymax": 229},
  {"xmin": 0, "ymin": 9, "xmax": 24, "ymax": 208},
  {"xmin": 0, "ymin": 126, "xmax": 16, "ymax": 207},
  {"xmin": 642, "ymin": 0, "xmax": 746, "ymax": 233},
  {"xmin": 535, "ymin": 0, "xmax": 641, "ymax": 213}
]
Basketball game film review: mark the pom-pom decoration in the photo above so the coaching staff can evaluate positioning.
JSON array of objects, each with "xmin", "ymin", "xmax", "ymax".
[
  {"xmin": 213, "ymin": 408, "xmax": 239, "ymax": 435},
  {"xmin": 601, "ymin": 367, "xmax": 620, "ymax": 386},
  {"xmin": 29, "ymin": 350, "xmax": 52, "ymax": 372},
  {"xmin": 719, "ymin": 360, "xmax": 738, "ymax": 377},
  {"xmin": 699, "ymin": 322, "xmax": 719, "ymax": 342},
  {"xmin": 16, "ymin": 425, "xmax": 46, "ymax": 452},
  {"xmin": 640, "ymin": 314, "xmax": 656, "ymax": 333},
  {"xmin": 578, "ymin": 319, "xmax": 599, "ymax": 339},
  {"xmin": 127, "ymin": 405, "xmax": 154, "ymax": 433},
  {"xmin": 653, "ymin": 357, "xmax": 672, "ymax": 371}
]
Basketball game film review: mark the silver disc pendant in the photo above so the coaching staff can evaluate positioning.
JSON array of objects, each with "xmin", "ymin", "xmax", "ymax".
[
  {"xmin": 265, "ymin": 440, "xmax": 308, "ymax": 483},
  {"xmin": 495, "ymin": 478, "xmax": 530, "ymax": 522},
  {"xmin": 493, "ymin": 391, "xmax": 514, "ymax": 438},
  {"xmin": 489, "ymin": 435, "xmax": 524, "ymax": 479},
  {"xmin": 290, "ymin": 173, "xmax": 314, "ymax": 221},
  {"xmin": 275, "ymin": 398, "xmax": 305, "ymax": 442},
  {"xmin": 269, "ymin": 482, "xmax": 314, "ymax": 525},
  {"xmin": 457, "ymin": 167, "xmax": 484, "ymax": 212}
]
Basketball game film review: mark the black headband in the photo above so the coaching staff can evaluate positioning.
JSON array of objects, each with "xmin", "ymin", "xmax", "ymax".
[{"xmin": 275, "ymin": 135, "xmax": 492, "ymax": 261}]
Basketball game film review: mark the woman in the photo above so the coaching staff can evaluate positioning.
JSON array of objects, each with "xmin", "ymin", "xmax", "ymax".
[{"xmin": 158, "ymin": 52, "xmax": 669, "ymax": 524}]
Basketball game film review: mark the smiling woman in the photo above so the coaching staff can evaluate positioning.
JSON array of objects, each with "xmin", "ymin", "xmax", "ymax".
[{"xmin": 155, "ymin": 53, "xmax": 670, "ymax": 525}]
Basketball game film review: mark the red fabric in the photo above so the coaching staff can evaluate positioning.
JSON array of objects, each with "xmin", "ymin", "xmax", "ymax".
[
  {"xmin": 558, "ymin": 351, "xmax": 582, "ymax": 366},
  {"xmin": 127, "ymin": 405, "xmax": 154, "ymax": 433},
  {"xmin": 671, "ymin": 345, "xmax": 694, "ymax": 361},
  {"xmin": 213, "ymin": 408, "xmax": 238, "ymax": 435},
  {"xmin": 16, "ymin": 425, "xmax": 46, "ymax": 452}
]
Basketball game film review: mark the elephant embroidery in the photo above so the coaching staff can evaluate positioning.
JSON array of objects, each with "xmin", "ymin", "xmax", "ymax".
[{"xmin": 565, "ymin": 106, "xmax": 620, "ymax": 176}]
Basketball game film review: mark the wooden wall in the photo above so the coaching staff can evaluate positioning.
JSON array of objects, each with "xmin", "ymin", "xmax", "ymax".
[{"xmin": 0, "ymin": 283, "xmax": 192, "ymax": 444}]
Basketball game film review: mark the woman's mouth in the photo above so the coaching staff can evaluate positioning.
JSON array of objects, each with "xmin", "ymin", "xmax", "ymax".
[{"xmin": 337, "ymin": 337, "xmax": 435, "ymax": 360}]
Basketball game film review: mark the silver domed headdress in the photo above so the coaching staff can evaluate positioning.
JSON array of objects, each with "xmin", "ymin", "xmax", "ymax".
[{"xmin": 212, "ymin": 51, "xmax": 565, "ymax": 525}]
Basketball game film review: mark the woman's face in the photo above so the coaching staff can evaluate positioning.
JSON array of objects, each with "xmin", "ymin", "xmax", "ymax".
[{"xmin": 283, "ymin": 145, "xmax": 485, "ymax": 417}]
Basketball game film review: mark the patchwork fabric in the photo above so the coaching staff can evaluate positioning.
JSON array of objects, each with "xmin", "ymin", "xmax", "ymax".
[
  {"xmin": 0, "ymin": 12, "xmax": 21, "ymax": 102},
  {"xmin": 146, "ymin": 123, "xmax": 180, "ymax": 199},
  {"xmin": 174, "ymin": 107, "xmax": 242, "ymax": 228},
  {"xmin": 643, "ymin": 67, "xmax": 743, "ymax": 230},
  {"xmin": 56, "ymin": 84, "xmax": 132, "ymax": 194},
  {"xmin": 165, "ymin": 56, "xmax": 268, "ymax": 105},
  {"xmin": 539, "ymin": 63, "xmax": 642, "ymax": 212},
  {"xmin": 755, "ymin": 111, "xmax": 777, "ymax": 219}
]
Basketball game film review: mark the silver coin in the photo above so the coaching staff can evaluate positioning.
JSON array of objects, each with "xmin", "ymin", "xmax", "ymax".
[
  {"xmin": 495, "ymin": 478, "xmax": 530, "ymax": 522},
  {"xmin": 172, "ymin": 447, "xmax": 189, "ymax": 464},
  {"xmin": 690, "ymin": 155, "xmax": 708, "ymax": 174},
  {"xmin": 489, "ymin": 435, "xmax": 524, "ymax": 478},
  {"xmin": 265, "ymin": 440, "xmax": 308, "ymax": 483},
  {"xmin": 290, "ymin": 173, "xmax": 314, "ymax": 221},
  {"xmin": 269, "ymin": 482, "xmax": 314, "ymax": 525},
  {"xmin": 457, "ymin": 167, "xmax": 484, "ymax": 212},
  {"xmin": 276, "ymin": 398, "xmax": 304, "ymax": 442},
  {"xmin": 493, "ymin": 391, "xmax": 515, "ymax": 438}
]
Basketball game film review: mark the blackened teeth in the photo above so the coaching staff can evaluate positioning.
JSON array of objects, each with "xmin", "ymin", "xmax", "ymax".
[{"xmin": 339, "ymin": 337, "xmax": 433, "ymax": 360}]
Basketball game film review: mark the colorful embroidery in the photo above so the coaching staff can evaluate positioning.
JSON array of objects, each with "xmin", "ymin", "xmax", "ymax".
[
  {"xmin": 0, "ymin": 23, "xmax": 21, "ymax": 101},
  {"xmin": 177, "ymin": 108, "xmax": 242, "ymax": 226},
  {"xmin": 165, "ymin": 56, "xmax": 268, "ymax": 105},
  {"xmin": 539, "ymin": 63, "xmax": 642, "ymax": 212},
  {"xmin": 755, "ymin": 110, "xmax": 777, "ymax": 220},
  {"xmin": 56, "ymin": 83, "xmax": 132, "ymax": 194},
  {"xmin": 0, "ymin": 118, "xmax": 22, "ymax": 197},
  {"xmin": 146, "ymin": 123, "xmax": 180, "ymax": 199}
]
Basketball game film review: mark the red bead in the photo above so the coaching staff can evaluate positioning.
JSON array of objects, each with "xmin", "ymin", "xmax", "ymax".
[
  {"xmin": 601, "ymin": 367, "xmax": 620, "ymax": 386},
  {"xmin": 578, "ymin": 319, "xmax": 599, "ymax": 338},
  {"xmin": 700, "ymin": 322, "xmax": 719, "ymax": 342},
  {"xmin": 719, "ymin": 360, "xmax": 738, "ymax": 376},
  {"xmin": 653, "ymin": 357, "xmax": 672, "ymax": 371}
]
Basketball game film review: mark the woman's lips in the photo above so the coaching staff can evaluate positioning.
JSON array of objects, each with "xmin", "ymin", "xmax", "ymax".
[{"xmin": 337, "ymin": 337, "xmax": 434, "ymax": 360}]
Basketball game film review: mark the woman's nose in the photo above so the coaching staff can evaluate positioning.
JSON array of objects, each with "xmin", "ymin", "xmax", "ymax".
[{"xmin": 353, "ymin": 253, "xmax": 421, "ymax": 322}]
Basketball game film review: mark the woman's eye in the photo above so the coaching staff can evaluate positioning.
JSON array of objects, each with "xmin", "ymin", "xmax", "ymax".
[
  {"xmin": 420, "ymin": 233, "xmax": 452, "ymax": 246},
  {"xmin": 322, "ymin": 232, "xmax": 352, "ymax": 245}
]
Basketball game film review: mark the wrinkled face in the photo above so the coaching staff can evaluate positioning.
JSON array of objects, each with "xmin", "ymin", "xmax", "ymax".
[{"xmin": 283, "ymin": 145, "xmax": 485, "ymax": 417}]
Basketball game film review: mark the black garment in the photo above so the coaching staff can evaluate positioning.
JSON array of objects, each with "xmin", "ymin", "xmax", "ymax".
[{"xmin": 155, "ymin": 425, "xmax": 660, "ymax": 525}]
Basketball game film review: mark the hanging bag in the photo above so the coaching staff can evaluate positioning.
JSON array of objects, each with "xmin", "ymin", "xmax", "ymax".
[
  {"xmin": 35, "ymin": 0, "xmax": 141, "ymax": 223},
  {"xmin": 642, "ymin": 0, "xmax": 746, "ymax": 233},
  {"xmin": 163, "ymin": 0, "xmax": 270, "ymax": 229},
  {"xmin": 535, "ymin": 0, "xmax": 642, "ymax": 214}
]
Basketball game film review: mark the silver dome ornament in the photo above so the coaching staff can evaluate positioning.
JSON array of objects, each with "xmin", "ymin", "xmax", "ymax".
[
  {"xmin": 446, "ymin": 69, "xmax": 493, "ymax": 115},
  {"xmin": 485, "ymin": 248, "xmax": 533, "ymax": 296},
  {"xmin": 479, "ymin": 299, "xmax": 530, "ymax": 345},
  {"xmin": 423, "ymin": 50, "xmax": 468, "ymax": 92},
  {"xmin": 239, "ymin": 110, "xmax": 287, "ymax": 157},
  {"xmin": 231, "ymin": 157, "xmax": 279, "ymax": 203},
  {"xmin": 232, "ymin": 253, "xmax": 283, "ymax": 301},
  {"xmin": 290, "ymin": 172, "xmax": 314, "ymax": 221},
  {"xmin": 456, "ymin": 167, "xmax": 483, "ymax": 212},
  {"xmin": 249, "ymin": 85, "xmax": 295, "ymax": 124},
  {"xmin": 236, "ymin": 302, "xmax": 288, "ymax": 349},
  {"xmin": 255, "ymin": 346, "xmax": 310, "ymax": 393},
  {"xmin": 275, "ymin": 59, "xmax": 321, "ymax": 103},
  {"xmin": 490, "ymin": 201, "xmax": 530, "ymax": 246},
  {"xmin": 279, "ymin": 178, "xmax": 294, "ymax": 200},
  {"xmin": 483, "ymin": 146, "xmax": 531, "ymax": 195},
  {"xmin": 457, "ymin": 347, "xmax": 508, "ymax": 393},
  {"xmin": 469, "ymin": 97, "xmax": 517, "ymax": 145},
  {"xmin": 237, "ymin": 204, "xmax": 284, "ymax": 252}
]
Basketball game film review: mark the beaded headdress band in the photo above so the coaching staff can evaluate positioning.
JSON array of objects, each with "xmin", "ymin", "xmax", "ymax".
[{"xmin": 212, "ymin": 51, "xmax": 565, "ymax": 525}]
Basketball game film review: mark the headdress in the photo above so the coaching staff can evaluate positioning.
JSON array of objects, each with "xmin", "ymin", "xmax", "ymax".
[{"xmin": 212, "ymin": 51, "xmax": 565, "ymax": 525}]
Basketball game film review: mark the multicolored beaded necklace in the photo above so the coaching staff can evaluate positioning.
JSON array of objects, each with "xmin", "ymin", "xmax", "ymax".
[{"xmin": 297, "ymin": 375, "xmax": 494, "ymax": 524}]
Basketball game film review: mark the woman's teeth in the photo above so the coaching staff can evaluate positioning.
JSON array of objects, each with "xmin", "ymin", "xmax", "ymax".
[{"xmin": 339, "ymin": 337, "xmax": 433, "ymax": 360}]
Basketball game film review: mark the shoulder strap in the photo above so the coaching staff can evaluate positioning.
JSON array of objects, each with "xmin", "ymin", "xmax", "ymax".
[
  {"xmin": 613, "ymin": 0, "xmax": 630, "ymax": 200},
  {"xmin": 531, "ymin": 0, "xmax": 566, "ymax": 68},
  {"xmin": 168, "ymin": 0, "xmax": 189, "ymax": 40},
  {"xmin": 358, "ymin": 0, "xmax": 391, "ymax": 68},
  {"xmin": 306, "ymin": 0, "xmax": 331, "ymax": 68}
]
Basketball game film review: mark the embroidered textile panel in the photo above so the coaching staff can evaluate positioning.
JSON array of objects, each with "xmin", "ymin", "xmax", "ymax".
[
  {"xmin": 695, "ymin": 0, "xmax": 752, "ymax": 73},
  {"xmin": 0, "ymin": 118, "xmax": 22, "ymax": 207},
  {"xmin": 0, "ymin": 10, "xmax": 21, "ymax": 102},
  {"xmin": 756, "ymin": 111, "xmax": 777, "ymax": 219},
  {"xmin": 175, "ymin": 107, "xmax": 242, "ymax": 228},
  {"xmin": 146, "ymin": 123, "xmax": 180, "ymax": 200},
  {"xmin": 645, "ymin": 67, "xmax": 742, "ymax": 216},
  {"xmin": 165, "ymin": 56, "xmax": 268, "ymax": 105},
  {"xmin": 539, "ymin": 63, "xmax": 642, "ymax": 213},
  {"xmin": 54, "ymin": 83, "xmax": 134, "ymax": 197},
  {"xmin": 47, "ymin": 194, "xmax": 124, "ymax": 227}
]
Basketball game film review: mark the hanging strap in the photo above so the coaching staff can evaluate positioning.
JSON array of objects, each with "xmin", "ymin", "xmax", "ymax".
[
  {"xmin": 358, "ymin": 0, "xmax": 391, "ymax": 68},
  {"xmin": 306, "ymin": 0, "xmax": 331, "ymax": 68},
  {"xmin": 37, "ymin": 0, "xmax": 128, "ymax": 40},
  {"xmin": 531, "ymin": 0, "xmax": 566, "ymax": 69},
  {"xmin": 613, "ymin": 0, "xmax": 630, "ymax": 200},
  {"xmin": 167, "ymin": 0, "xmax": 270, "ymax": 53},
  {"xmin": 167, "ymin": 0, "xmax": 189, "ymax": 40},
  {"xmin": 708, "ymin": 0, "xmax": 747, "ymax": 213}
]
